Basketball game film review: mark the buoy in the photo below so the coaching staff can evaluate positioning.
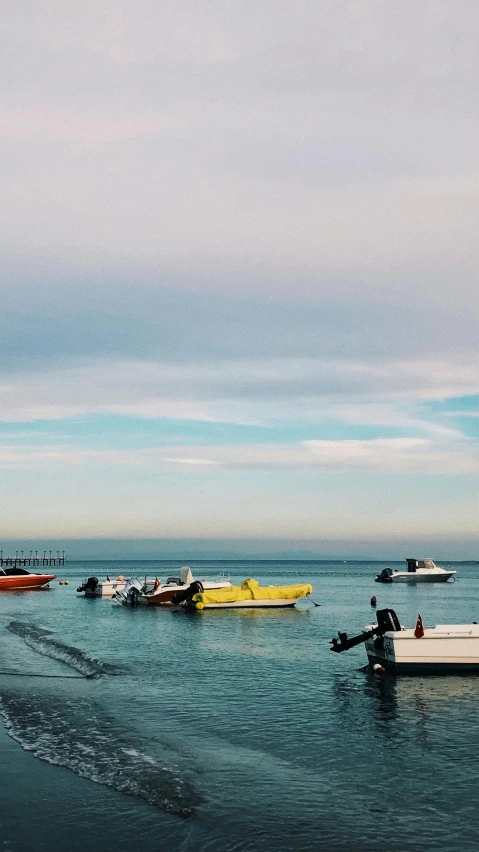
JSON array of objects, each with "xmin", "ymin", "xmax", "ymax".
[
  {"xmin": 373, "ymin": 663, "xmax": 385, "ymax": 673},
  {"xmin": 370, "ymin": 595, "xmax": 377, "ymax": 607},
  {"xmin": 59, "ymin": 580, "xmax": 64, "ymax": 585},
  {"xmin": 64, "ymin": 580, "xmax": 69, "ymax": 585}
]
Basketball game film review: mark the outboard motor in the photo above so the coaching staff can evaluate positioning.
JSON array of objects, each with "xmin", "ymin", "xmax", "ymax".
[
  {"xmin": 376, "ymin": 608, "xmax": 401, "ymax": 633},
  {"xmin": 114, "ymin": 577, "xmax": 143, "ymax": 605},
  {"xmin": 77, "ymin": 577, "xmax": 99, "ymax": 593},
  {"xmin": 330, "ymin": 608, "xmax": 401, "ymax": 653},
  {"xmin": 375, "ymin": 567, "xmax": 393, "ymax": 583},
  {"xmin": 171, "ymin": 581, "xmax": 204, "ymax": 606}
]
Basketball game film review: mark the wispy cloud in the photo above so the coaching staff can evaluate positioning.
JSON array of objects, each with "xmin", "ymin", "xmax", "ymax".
[
  {"xmin": 0, "ymin": 357, "xmax": 476, "ymax": 425},
  {"xmin": 0, "ymin": 107, "xmax": 182, "ymax": 144},
  {"xmin": 0, "ymin": 437, "xmax": 475, "ymax": 476},
  {"xmin": 161, "ymin": 457, "xmax": 217, "ymax": 466},
  {"xmin": 443, "ymin": 410, "xmax": 479, "ymax": 418}
]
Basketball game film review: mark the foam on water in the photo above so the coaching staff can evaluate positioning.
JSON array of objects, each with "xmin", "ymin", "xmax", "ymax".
[
  {"xmin": 0, "ymin": 689, "xmax": 200, "ymax": 817},
  {"xmin": 7, "ymin": 621, "xmax": 120, "ymax": 677}
]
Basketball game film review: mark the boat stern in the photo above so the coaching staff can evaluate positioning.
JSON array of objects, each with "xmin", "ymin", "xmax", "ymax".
[{"xmin": 364, "ymin": 632, "xmax": 397, "ymax": 670}]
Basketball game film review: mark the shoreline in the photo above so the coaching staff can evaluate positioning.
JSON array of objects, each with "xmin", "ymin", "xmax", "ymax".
[{"xmin": 0, "ymin": 717, "xmax": 180, "ymax": 851}]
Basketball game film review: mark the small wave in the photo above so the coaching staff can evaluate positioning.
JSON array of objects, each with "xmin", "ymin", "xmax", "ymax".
[
  {"xmin": 7, "ymin": 621, "xmax": 120, "ymax": 678},
  {"xmin": 0, "ymin": 690, "xmax": 199, "ymax": 817}
]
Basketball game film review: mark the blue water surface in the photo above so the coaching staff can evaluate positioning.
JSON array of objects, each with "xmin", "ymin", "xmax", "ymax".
[{"xmin": 0, "ymin": 559, "xmax": 478, "ymax": 852}]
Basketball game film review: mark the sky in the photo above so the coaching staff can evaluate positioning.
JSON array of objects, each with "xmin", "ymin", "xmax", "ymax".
[{"xmin": 0, "ymin": 1, "xmax": 477, "ymax": 558}]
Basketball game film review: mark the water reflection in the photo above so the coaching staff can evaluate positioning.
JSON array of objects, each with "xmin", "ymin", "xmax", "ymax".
[
  {"xmin": 172, "ymin": 606, "xmax": 312, "ymax": 621},
  {"xmin": 358, "ymin": 671, "xmax": 479, "ymax": 752},
  {"xmin": 368, "ymin": 673, "xmax": 479, "ymax": 707}
]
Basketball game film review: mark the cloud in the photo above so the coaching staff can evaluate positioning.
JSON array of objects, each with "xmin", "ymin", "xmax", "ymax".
[
  {"xmin": 0, "ymin": 282, "xmax": 476, "ymax": 379},
  {"xmin": 0, "ymin": 436, "xmax": 475, "ymax": 476},
  {"xmin": 0, "ymin": 356, "xmax": 476, "ymax": 425},
  {"xmin": 0, "ymin": 107, "xmax": 182, "ymax": 145},
  {"xmin": 1, "ymin": 2, "xmax": 477, "ymax": 309},
  {"xmin": 161, "ymin": 457, "xmax": 217, "ymax": 466},
  {"xmin": 443, "ymin": 410, "xmax": 479, "ymax": 419}
]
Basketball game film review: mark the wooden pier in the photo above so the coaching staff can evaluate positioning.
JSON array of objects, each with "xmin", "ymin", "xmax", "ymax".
[{"xmin": 0, "ymin": 550, "xmax": 66, "ymax": 568}]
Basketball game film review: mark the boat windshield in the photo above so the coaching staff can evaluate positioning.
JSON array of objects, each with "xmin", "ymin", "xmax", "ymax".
[{"xmin": 0, "ymin": 567, "xmax": 31, "ymax": 576}]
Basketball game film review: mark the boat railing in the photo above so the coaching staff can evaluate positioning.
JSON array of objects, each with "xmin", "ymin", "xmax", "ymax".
[{"xmin": 202, "ymin": 573, "xmax": 231, "ymax": 584}]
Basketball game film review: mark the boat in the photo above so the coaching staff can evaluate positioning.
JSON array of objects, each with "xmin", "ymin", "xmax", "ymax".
[
  {"xmin": 330, "ymin": 608, "xmax": 479, "ymax": 673},
  {"xmin": 114, "ymin": 566, "xmax": 232, "ymax": 606},
  {"xmin": 0, "ymin": 565, "xmax": 56, "ymax": 591},
  {"xmin": 375, "ymin": 558, "xmax": 456, "ymax": 583},
  {"xmin": 77, "ymin": 575, "xmax": 132, "ymax": 597},
  {"xmin": 173, "ymin": 577, "xmax": 314, "ymax": 609}
]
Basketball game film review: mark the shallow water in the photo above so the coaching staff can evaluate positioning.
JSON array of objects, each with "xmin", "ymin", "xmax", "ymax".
[{"xmin": 1, "ymin": 559, "xmax": 478, "ymax": 851}]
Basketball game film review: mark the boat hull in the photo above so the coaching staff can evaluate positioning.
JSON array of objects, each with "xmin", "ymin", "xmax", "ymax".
[
  {"xmin": 116, "ymin": 579, "xmax": 232, "ymax": 606},
  {"xmin": 0, "ymin": 574, "xmax": 56, "ymax": 591},
  {"xmin": 146, "ymin": 587, "xmax": 187, "ymax": 605},
  {"xmin": 388, "ymin": 572, "xmax": 455, "ymax": 583},
  {"xmin": 145, "ymin": 581, "xmax": 231, "ymax": 605},
  {"xmin": 367, "ymin": 653, "xmax": 479, "ymax": 674},
  {"xmin": 193, "ymin": 598, "xmax": 300, "ymax": 609},
  {"xmin": 84, "ymin": 581, "xmax": 127, "ymax": 598}
]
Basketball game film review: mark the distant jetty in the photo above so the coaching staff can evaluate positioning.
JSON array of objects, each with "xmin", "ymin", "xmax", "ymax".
[{"xmin": 0, "ymin": 549, "xmax": 66, "ymax": 568}]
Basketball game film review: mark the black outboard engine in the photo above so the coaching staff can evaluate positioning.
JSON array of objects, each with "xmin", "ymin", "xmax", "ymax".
[
  {"xmin": 330, "ymin": 608, "xmax": 401, "ymax": 653},
  {"xmin": 171, "ymin": 581, "xmax": 204, "ymax": 606},
  {"xmin": 376, "ymin": 608, "xmax": 401, "ymax": 632},
  {"xmin": 77, "ymin": 577, "xmax": 99, "ymax": 593},
  {"xmin": 375, "ymin": 567, "xmax": 393, "ymax": 583}
]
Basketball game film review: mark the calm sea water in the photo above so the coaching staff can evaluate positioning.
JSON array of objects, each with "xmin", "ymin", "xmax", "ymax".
[{"xmin": 1, "ymin": 559, "xmax": 478, "ymax": 852}]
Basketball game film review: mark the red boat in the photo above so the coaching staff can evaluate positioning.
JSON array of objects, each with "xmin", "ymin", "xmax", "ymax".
[{"xmin": 0, "ymin": 566, "xmax": 56, "ymax": 591}]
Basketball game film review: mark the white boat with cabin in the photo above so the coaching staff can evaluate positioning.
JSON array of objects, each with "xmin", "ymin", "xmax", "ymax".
[{"xmin": 375, "ymin": 558, "xmax": 456, "ymax": 584}]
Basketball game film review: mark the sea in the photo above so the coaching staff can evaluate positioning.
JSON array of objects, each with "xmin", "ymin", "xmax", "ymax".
[{"xmin": 1, "ymin": 558, "xmax": 478, "ymax": 852}]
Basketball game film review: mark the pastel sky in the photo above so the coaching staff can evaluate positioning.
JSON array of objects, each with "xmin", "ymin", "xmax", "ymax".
[{"xmin": 0, "ymin": 1, "xmax": 477, "ymax": 557}]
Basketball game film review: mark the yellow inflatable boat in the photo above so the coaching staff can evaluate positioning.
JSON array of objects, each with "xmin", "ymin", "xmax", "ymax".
[{"xmin": 185, "ymin": 577, "xmax": 313, "ymax": 610}]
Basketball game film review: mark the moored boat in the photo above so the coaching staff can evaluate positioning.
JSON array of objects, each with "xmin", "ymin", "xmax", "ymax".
[
  {"xmin": 330, "ymin": 608, "xmax": 479, "ymax": 674},
  {"xmin": 375, "ymin": 558, "xmax": 456, "ymax": 584},
  {"xmin": 114, "ymin": 566, "xmax": 232, "ymax": 606},
  {"xmin": 175, "ymin": 577, "xmax": 313, "ymax": 610},
  {"xmin": 77, "ymin": 575, "xmax": 131, "ymax": 597},
  {"xmin": 0, "ymin": 566, "xmax": 56, "ymax": 591}
]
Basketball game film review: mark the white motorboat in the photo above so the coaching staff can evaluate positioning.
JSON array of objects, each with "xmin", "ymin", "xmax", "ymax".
[
  {"xmin": 114, "ymin": 566, "xmax": 232, "ymax": 606},
  {"xmin": 77, "ymin": 575, "xmax": 132, "ymax": 597},
  {"xmin": 331, "ymin": 608, "xmax": 479, "ymax": 674},
  {"xmin": 375, "ymin": 558, "xmax": 456, "ymax": 584}
]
